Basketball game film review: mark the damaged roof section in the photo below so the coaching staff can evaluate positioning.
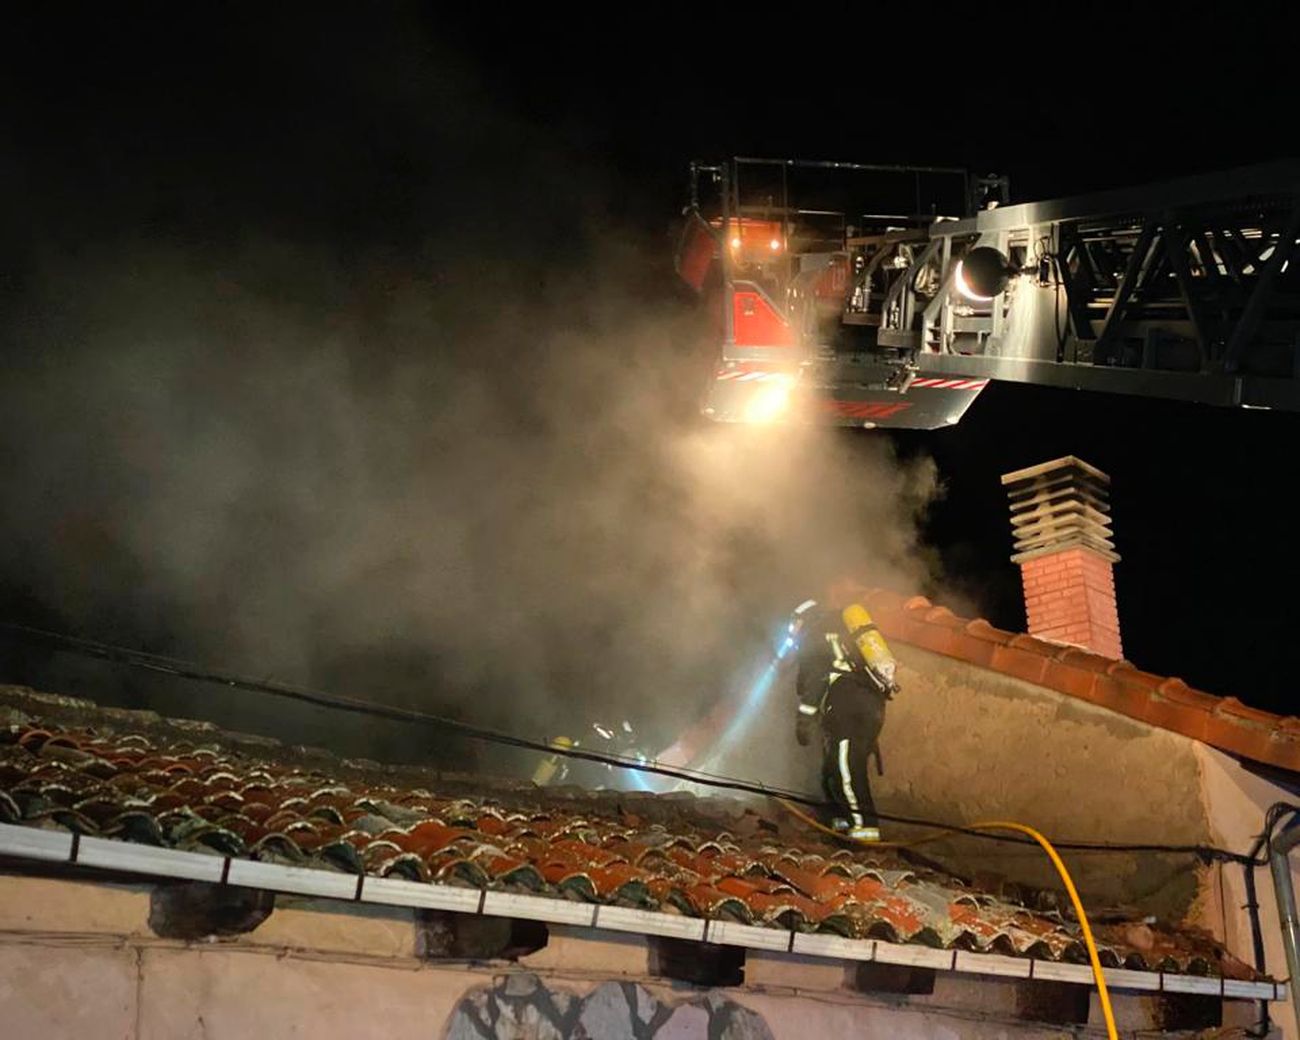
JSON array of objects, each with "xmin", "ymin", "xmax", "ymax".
[{"xmin": 0, "ymin": 686, "xmax": 1259, "ymax": 983}]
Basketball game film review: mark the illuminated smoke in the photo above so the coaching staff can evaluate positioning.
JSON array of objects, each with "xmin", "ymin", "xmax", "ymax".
[
  {"xmin": 0, "ymin": 238, "xmax": 942, "ymax": 776},
  {"xmin": 0, "ymin": 21, "xmax": 945, "ymax": 780}
]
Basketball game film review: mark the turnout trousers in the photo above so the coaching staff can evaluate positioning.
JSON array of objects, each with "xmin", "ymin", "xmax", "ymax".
[{"xmin": 820, "ymin": 682, "xmax": 887, "ymax": 830}]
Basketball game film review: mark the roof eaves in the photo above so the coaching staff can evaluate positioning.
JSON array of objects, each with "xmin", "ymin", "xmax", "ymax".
[{"xmin": 0, "ymin": 822, "xmax": 1279, "ymax": 1004}]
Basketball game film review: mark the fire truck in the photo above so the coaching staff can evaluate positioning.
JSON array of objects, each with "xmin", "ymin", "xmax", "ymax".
[{"xmin": 676, "ymin": 157, "xmax": 1300, "ymax": 429}]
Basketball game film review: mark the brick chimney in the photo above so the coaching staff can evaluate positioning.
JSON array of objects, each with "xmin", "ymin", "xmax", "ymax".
[{"xmin": 1000, "ymin": 456, "xmax": 1122, "ymax": 659}]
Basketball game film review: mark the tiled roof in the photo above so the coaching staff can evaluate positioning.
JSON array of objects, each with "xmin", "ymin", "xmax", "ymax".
[
  {"xmin": 0, "ymin": 688, "xmax": 1260, "ymax": 983},
  {"xmin": 859, "ymin": 588, "xmax": 1300, "ymax": 774}
]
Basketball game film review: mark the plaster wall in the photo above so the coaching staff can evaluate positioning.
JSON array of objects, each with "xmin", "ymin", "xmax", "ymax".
[
  {"xmin": 0, "ymin": 872, "xmax": 1235, "ymax": 1039},
  {"xmin": 1, "ymin": 938, "xmax": 1204, "ymax": 1040},
  {"xmin": 1195, "ymin": 742, "xmax": 1300, "ymax": 1040}
]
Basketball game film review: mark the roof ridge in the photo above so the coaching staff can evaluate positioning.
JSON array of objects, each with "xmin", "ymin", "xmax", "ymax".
[{"xmin": 860, "ymin": 588, "xmax": 1300, "ymax": 774}]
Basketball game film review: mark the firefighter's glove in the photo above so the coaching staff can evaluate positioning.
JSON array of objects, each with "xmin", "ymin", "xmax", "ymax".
[{"xmin": 795, "ymin": 705, "xmax": 818, "ymax": 746}]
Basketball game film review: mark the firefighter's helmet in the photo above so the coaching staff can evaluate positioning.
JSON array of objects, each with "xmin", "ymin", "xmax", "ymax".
[{"xmin": 787, "ymin": 597, "xmax": 820, "ymax": 643}]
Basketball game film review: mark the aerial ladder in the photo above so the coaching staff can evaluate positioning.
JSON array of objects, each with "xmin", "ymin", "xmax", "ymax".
[{"xmin": 676, "ymin": 157, "xmax": 1300, "ymax": 428}]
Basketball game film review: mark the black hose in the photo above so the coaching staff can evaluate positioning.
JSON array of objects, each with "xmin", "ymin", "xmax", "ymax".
[{"xmin": 1242, "ymin": 802, "xmax": 1300, "ymax": 1037}]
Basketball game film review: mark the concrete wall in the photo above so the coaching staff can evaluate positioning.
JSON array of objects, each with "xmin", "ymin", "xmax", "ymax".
[
  {"xmin": 0, "ymin": 872, "xmax": 1245, "ymax": 1039},
  {"xmin": 697, "ymin": 644, "xmax": 1217, "ymax": 920}
]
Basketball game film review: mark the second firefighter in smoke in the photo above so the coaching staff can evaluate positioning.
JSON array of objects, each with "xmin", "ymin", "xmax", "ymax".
[{"xmin": 788, "ymin": 591, "xmax": 900, "ymax": 841}]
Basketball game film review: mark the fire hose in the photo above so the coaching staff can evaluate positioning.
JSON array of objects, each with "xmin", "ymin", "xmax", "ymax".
[{"xmin": 778, "ymin": 798, "xmax": 1119, "ymax": 1040}]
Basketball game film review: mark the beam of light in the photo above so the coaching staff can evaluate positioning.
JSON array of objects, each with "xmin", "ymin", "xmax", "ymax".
[{"xmin": 673, "ymin": 623, "xmax": 794, "ymax": 786}]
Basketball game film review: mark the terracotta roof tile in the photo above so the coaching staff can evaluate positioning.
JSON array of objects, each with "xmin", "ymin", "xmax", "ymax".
[
  {"xmin": 988, "ymin": 643, "xmax": 1051, "ymax": 686},
  {"xmin": 0, "ymin": 708, "xmax": 1252, "ymax": 979},
  {"xmin": 1038, "ymin": 660, "xmax": 1098, "ymax": 701},
  {"xmin": 861, "ymin": 588, "xmax": 1300, "ymax": 773},
  {"xmin": 1145, "ymin": 690, "xmax": 1210, "ymax": 743},
  {"xmin": 1116, "ymin": 669, "xmax": 1168, "ymax": 692},
  {"xmin": 1155, "ymin": 678, "xmax": 1213, "ymax": 706},
  {"xmin": 922, "ymin": 606, "xmax": 963, "ymax": 627},
  {"xmin": 963, "ymin": 618, "xmax": 1015, "ymax": 644},
  {"xmin": 1214, "ymin": 698, "xmax": 1283, "ymax": 727}
]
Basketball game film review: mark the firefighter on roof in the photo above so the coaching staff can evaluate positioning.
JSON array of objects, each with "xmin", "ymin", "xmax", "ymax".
[{"xmin": 788, "ymin": 586, "xmax": 900, "ymax": 842}]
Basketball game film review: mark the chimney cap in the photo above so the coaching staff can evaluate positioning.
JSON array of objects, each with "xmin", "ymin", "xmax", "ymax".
[
  {"xmin": 1002, "ymin": 456, "xmax": 1119, "ymax": 564},
  {"xmin": 1000, "ymin": 455, "xmax": 1110, "ymax": 488}
]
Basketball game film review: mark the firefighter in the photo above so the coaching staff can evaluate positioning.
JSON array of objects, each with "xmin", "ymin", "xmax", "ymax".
[
  {"xmin": 531, "ymin": 722, "xmax": 649, "ymax": 790},
  {"xmin": 788, "ymin": 589, "xmax": 900, "ymax": 842},
  {"xmin": 531, "ymin": 736, "xmax": 575, "ymax": 787}
]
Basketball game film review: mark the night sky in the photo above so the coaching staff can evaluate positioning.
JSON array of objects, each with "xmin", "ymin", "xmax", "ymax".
[{"xmin": 2, "ymin": 7, "xmax": 1297, "ymax": 740}]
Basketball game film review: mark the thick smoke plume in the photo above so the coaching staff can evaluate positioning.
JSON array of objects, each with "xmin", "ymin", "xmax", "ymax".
[
  {"xmin": 0, "ymin": 20, "xmax": 943, "ymax": 776},
  {"xmin": 1, "ymin": 239, "xmax": 940, "ymax": 769}
]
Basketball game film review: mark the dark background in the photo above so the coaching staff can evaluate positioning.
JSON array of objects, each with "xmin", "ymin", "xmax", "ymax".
[{"xmin": 1, "ymin": 6, "xmax": 1295, "ymax": 752}]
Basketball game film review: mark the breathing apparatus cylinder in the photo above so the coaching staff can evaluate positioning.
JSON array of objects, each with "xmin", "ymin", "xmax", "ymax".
[
  {"xmin": 841, "ymin": 603, "xmax": 899, "ymax": 692},
  {"xmin": 531, "ymin": 736, "xmax": 574, "ymax": 787}
]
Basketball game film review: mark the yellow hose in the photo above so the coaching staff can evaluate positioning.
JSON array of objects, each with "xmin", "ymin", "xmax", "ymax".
[
  {"xmin": 970, "ymin": 821, "xmax": 1118, "ymax": 1040},
  {"xmin": 777, "ymin": 800, "xmax": 1119, "ymax": 1040}
]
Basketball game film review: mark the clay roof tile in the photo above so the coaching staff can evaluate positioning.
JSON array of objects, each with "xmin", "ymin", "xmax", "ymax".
[
  {"xmin": 922, "ymin": 606, "xmax": 963, "ymax": 628},
  {"xmin": 1213, "ymin": 697, "xmax": 1282, "ymax": 727},
  {"xmin": 0, "ymin": 698, "xmax": 1256, "ymax": 980},
  {"xmin": 861, "ymin": 588, "xmax": 1296, "ymax": 773},
  {"xmin": 963, "ymin": 619, "xmax": 1015, "ymax": 645}
]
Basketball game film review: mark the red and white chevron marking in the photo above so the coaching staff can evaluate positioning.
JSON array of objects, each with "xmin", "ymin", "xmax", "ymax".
[
  {"xmin": 714, "ymin": 370, "xmax": 790, "ymax": 383},
  {"xmin": 715, "ymin": 371, "xmax": 988, "ymax": 391},
  {"xmin": 909, "ymin": 377, "xmax": 989, "ymax": 391}
]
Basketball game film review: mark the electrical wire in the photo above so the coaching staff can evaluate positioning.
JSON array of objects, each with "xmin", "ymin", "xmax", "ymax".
[
  {"xmin": 0, "ymin": 621, "xmax": 831, "ymax": 808},
  {"xmin": 877, "ymin": 808, "xmax": 1255, "ymax": 863},
  {"xmin": 778, "ymin": 797, "xmax": 955, "ymax": 850},
  {"xmin": 778, "ymin": 798, "xmax": 1251, "ymax": 861},
  {"xmin": 0, "ymin": 619, "xmax": 1262, "ymax": 864},
  {"xmin": 1242, "ymin": 803, "xmax": 1300, "ymax": 1038}
]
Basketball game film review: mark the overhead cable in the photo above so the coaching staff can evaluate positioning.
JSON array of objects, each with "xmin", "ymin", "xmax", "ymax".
[{"xmin": 0, "ymin": 620, "xmax": 1260, "ymax": 863}]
